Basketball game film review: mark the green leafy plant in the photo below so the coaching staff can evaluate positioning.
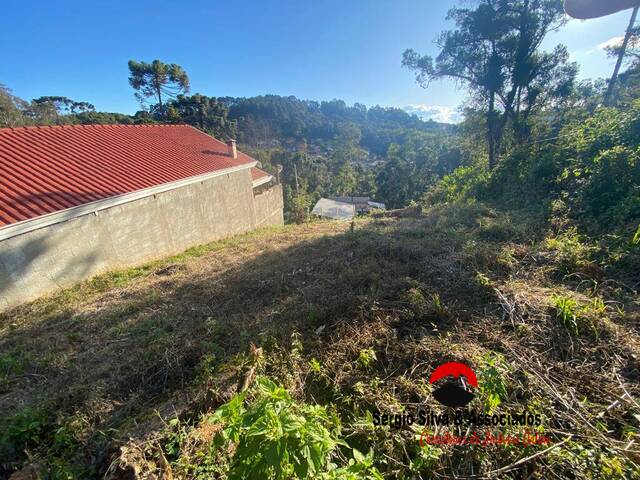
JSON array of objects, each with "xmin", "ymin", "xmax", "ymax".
[
  {"xmin": 0, "ymin": 407, "xmax": 48, "ymax": 460},
  {"xmin": 552, "ymin": 294, "xmax": 600, "ymax": 337},
  {"xmin": 553, "ymin": 295, "xmax": 581, "ymax": 336},
  {"xmin": 405, "ymin": 287, "xmax": 427, "ymax": 314},
  {"xmin": 410, "ymin": 443, "xmax": 444, "ymax": 473},
  {"xmin": 209, "ymin": 377, "xmax": 381, "ymax": 479},
  {"xmin": 477, "ymin": 353, "xmax": 509, "ymax": 412},
  {"xmin": 475, "ymin": 272, "xmax": 491, "ymax": 287},
  {"xmin": 309, "ymin": 358, "xmax": 322, "ymax": 374},
  {"xmin": 320, "ymin": 449, "xmax": 383, "ymax": 480},
  {"xmin": 357, "ymin": 349, "xmax": 377, "ymax": 369},
  {"xmin": 544, "ymin": 228, "xmax": 595, "ymax": 272},
  {"xmin": 633, "ymin": 224, "xmax": 640, "ymax": 246}
]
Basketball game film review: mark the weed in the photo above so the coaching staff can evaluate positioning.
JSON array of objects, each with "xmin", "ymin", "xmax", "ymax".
[
  {"xmin": 633, "ymin": 224, "xmax": 640, "ymax": 246},
  {"xmin": 205, "ymin": 377, "xmax": 382, "ymax": 479},
  {"xmin": 431, "ymin": 293, "xmax": 452, "ymax": 322},
  {"xmin": 477, "ymin": 353, "xmax": 509, "ymax": 412},
  {"xmin": 475, "ymin": 272, "xmax": 491, "ymax": 287},
  {"xmin": 410, "ymin": 444, "xmax": 444, "ymax": 473},
  {"xmin": 404, "ymin": 287, "xmax": 427, "ymax": 314},
  {"xmin": 544, "ymin": 227, "xmax": 596, "ymax": 272},
  {"xmin": 309, "ymin": 358, "xmax": 322, "ymax": 374},
  {"xmin": 553, "ymin": 295, "xmax": 581, "ymax": 336},
  {"xmin": 357, "ymin": 349, "xmax": 377, "ymax": 369},
  {"xmin": 552, "ymin": 442, "xmax": 639, "ymax": 480},
  {"xmin": 0, "ymin": 407, "xmax": 48, "ymax": 460},
  {"xmin": 552, "ymin": 294, "xmax": 600, "ymax": 337},
  {"xmin": 587, "ymin": 297, "xmax": 607, "ymax": 316}
]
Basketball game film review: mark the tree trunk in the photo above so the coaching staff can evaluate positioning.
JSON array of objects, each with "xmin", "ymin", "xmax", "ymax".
[
  {"xmin": 604, "ymin": 4, "xmax": 640, "ymax": 106},
  {"xmin": 487, "ymin": 91, "xmax": 497, "ymax": 170}
]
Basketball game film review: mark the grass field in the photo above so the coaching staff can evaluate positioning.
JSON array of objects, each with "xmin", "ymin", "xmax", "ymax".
[{"xmin": 1, "ymin": 204, "xmax": 639, "ymax": 479}]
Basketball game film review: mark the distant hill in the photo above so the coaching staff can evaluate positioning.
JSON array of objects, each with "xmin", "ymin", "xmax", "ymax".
[{"xmin": 218, "ymin": 95, "xmax": 456, "ymax": 155}]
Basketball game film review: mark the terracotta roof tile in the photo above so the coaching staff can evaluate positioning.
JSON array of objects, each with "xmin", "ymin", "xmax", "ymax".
[
  {"xmin": 250, "ymin": 167, "xmax": 270, "ymax": 181},
  {"xmin": 0, "ymin": 124, "xmax": 255, "ymax": 227}
]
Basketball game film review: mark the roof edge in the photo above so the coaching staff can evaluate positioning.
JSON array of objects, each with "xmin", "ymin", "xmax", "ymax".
[
  {"xmin": 0, "ymin": 161, "xmax": 256, "ymax": 241},
  {"xmin": 252, "ymin": 175, "xmax": 275, "ymax": 188}
]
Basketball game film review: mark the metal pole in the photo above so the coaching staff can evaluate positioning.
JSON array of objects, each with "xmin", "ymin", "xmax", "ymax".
[{"xmin": 604, "ymin": 4, "xmax": 640, "ymax": 106}]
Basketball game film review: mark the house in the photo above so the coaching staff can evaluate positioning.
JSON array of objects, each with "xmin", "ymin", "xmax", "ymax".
[{"xmin": 0, "ymin": 124, "xmax": 283, "ymax": 309}]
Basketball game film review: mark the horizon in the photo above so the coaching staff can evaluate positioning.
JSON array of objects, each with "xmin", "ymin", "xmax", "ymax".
[{"xmin": 2, "ymin": 0, "xmax": 633, "ymax": 123}]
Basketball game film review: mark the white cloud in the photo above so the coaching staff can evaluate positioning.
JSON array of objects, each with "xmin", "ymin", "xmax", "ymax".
[
  {"xmin": 598, "ymin": 36, "xmax": 624, "ymax": 50},
  {"xmin": 403, "ymin": 104, "xmax": 462, "ymax": 124}
]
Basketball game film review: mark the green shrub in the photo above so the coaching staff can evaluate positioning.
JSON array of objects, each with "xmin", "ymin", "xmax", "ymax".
[
  {"xmin": 208, "ymin": 377, "xmax": 382, "ymax": 479},
  {"xmin": 423, "ymin": 164, "xmax": 489, "ymax": 205},
  {"xmin": 477, "ymin": 353, "xmax": 509, "ymax": 412},
  {"xmin": 424, "ymin": 101, "xmax": 640, "ymax": 236},
  {"xmin": 553, "ymin": 295, "xmax": 580, "ymax": 336},
  {"xmin": 544, "ymin": 227, "xmax": 596, "ymax": 272},
  {"xmin": 578, "ymin": 146, "xmax": 640, "ymax": 223},
  {"xmin": 0, "ymin": 407, "xmax": 48, "ymax": 461},
  {"xmin": 356, "ymin": 349, "xmax": 377, "ymax": 369}
]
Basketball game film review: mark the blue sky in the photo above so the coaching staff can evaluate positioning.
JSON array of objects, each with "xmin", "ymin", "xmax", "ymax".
[{"xmin": 1, "ymin": 0, "xmax": 634, "ymax": 123}]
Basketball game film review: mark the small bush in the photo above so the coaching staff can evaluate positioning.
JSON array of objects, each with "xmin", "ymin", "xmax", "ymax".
[
  {"xmin": 357, "ymin": 349, "xmax": 377, "ymax": 369},
  {"xmin": 207, "ymin": 377, "xmax": 382, "ymax": 479},
  {"xmin": 544, "ymin": 227, "xmax": 596, "ymax": 272},
  {"xmin": 423, "ymin": 165, "xmax": 489, "ymax": 205},
  {"xmin": 0, "ymin": 407, "xmax": 48, "ymax": 461},
  {"xmin": 477, "ymin": 353, "xmax": 509, "ymax": 412}
]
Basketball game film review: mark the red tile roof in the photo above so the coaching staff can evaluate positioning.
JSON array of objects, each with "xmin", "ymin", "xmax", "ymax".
[
  {"xmin": 250, "ymin": 167, "xmax": 271, "ymax": 181},
  {"xmin": 0, "ymin": 124, "xmax": 256, "ymax": 228}
]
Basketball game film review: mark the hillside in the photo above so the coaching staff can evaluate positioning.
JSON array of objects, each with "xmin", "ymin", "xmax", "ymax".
[
  {"xmin": 1, "ymin": 204, "xmax": 638, "ymax": 479},
  {"xmin": 220, "ymin": 95, "xmax": 455, "ymax": 154}
]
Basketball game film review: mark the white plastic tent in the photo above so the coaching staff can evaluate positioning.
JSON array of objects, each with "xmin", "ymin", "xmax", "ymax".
[
  {"xmin": 311, "ymin": 198, "xmax": 356, "ymax": 220},
  {"xmin": 367, "ymin": 201, "xmax": 386, "ymax": 210}
]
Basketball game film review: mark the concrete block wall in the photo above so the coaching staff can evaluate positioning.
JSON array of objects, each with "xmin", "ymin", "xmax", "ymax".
[
  {"xmin": 253, "ymin": 183, "xmax": 284, "ymax": 228},
  {"xmin": 0, "ymin": 168, "xmax": 283, "ymax": 309}
]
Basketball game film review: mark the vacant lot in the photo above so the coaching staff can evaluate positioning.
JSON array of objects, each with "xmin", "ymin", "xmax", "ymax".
[{"xmin": 1, "ymin": 204, "xmax": 639, "ymax": 479}]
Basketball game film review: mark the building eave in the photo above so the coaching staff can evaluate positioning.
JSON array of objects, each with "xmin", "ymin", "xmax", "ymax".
[{"xmin": 252, "ymin": 175, "xmax": 274, "ymax": 188}]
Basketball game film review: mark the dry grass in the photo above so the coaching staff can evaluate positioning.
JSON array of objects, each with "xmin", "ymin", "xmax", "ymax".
[{"xmin": 1, "ymin": 205, "xmax": 639, "ymax": 479}]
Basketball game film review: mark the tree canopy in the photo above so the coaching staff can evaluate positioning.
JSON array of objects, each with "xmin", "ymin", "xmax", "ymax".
[
  {"xmin": 128, "ymin": 59, "xmax": 190, "ymax": 110},
  {"xmin": 403, "ymin": 0, "xmax": 574, "ymax": 168}
]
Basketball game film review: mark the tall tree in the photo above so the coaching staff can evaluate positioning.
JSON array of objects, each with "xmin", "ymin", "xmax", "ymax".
[
  {"xmin": 403, "ymin": 0, "xmax": 571, "ymax": 168},
  {"xmin": 165, "ymin": 94, "xmax": 238, "ymax": 140},
  {"xmin": 605, "ymin": 25, "xmax": 640, "ymax": 67},
  {"xmin": 403, "ymin": 0, "xmax": 511, "ymax": 169},
  {"xmin": 128, "ymin": 60, "xmax": 190, "ymax": 111},
  {"xmin": 0, "ymin": 85, "xmax": 29, "ymax": 127},
  {"xmin": 31, "ymin": 96, "xmax": 95, "ymax": 123},
  {"xmin": 604, "ymin": 18, "xmax": 640, "ymax": 105}
]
